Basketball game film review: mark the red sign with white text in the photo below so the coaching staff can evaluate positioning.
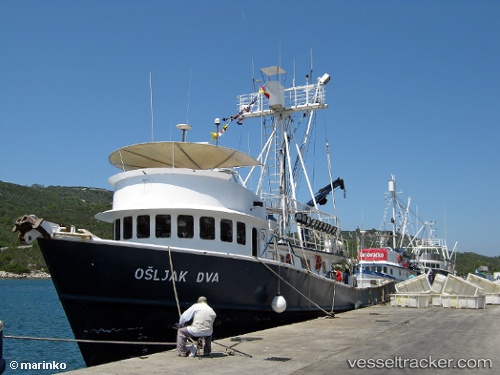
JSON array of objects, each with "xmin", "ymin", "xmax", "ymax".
[{"xmin": 359, "ymin": 248, "xmax": 388, "ymax": 261}]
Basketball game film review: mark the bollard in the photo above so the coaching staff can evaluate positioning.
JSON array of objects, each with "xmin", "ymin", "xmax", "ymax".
[{"xmin": 0, "ymin": 320, "xmax": 5, "ymax": 374}]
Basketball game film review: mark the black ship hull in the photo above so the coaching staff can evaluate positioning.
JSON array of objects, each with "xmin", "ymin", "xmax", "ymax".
[{"xmin": 38, "ymin": 238, "xmax": 395, "ymax": 367}]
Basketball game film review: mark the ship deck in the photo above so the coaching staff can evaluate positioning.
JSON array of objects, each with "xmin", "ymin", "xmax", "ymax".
[{"xmin": 62, "ymin": 303, "xmax": 499, "ymax": 375}]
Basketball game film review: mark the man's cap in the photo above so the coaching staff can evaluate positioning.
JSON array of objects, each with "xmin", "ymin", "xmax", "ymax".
[{"xmin": 198, "ymin": 296, "xmax": 207, "ymax": 303}]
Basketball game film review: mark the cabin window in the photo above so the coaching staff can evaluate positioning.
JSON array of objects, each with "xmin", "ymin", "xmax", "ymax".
[
  {"xmin": 137, "ymin": 215, "xmax": 150, "ymax": 238},
  {"xmin": 220, "ymin": 219, "xmax": 233, "ymax": 242},
  {"xmin": 236, "ymin": 221, "xmax": 246, "ymax": 245},
  {"xmin": 383, "ymin": 266, "xmax": 387, "ymax": 274},
  {"xmin": 156, "ymin": 215, "xmax": 171, "ymax": 238},
  {"xmin": 200, "ymin": 216, "xmax": 215, "ymax": 240},
  {"xmin": 390, "ymin": 268, "xmax": 393, "ymax": 275},
  {"xmin": 114, "ymin": 219, "xmax": 120, "ymax": 240},
  {"xmin": 178, "ymin": 215, "xmax": 194, "ymax": 238},
  {"xmin": 251, "ymin": 228, "xmax": 258, "ymax": 257},
  {"xmin": 123, "ymin": 216, "xmax": 132, "ymax": 239}
]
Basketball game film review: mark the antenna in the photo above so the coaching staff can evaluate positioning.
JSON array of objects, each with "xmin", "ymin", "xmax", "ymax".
[
  {"xmin": 176, "ymin": 123, "xmax": 192, "ymax": 142},
  {"xmin": 251, "ymin": 59, "xmax": 256, "ymax": 92},
  {"xmin": 186, "ymin": 65, "xmax": 193, "ymax": 124},
  {"xmin": 278, "ymin": 37, "xmax": 282, "ymax": 80},
  {"xmin": 444, "ymin": 205, "xmax": 447, "ymax": 242},
  {"xmin": 149, "ymin": 72, "xmax": 155, "ymax": 142},
  {"xmin": 309, "ymin": 49, "xmax": 313, "ymax": 83}
]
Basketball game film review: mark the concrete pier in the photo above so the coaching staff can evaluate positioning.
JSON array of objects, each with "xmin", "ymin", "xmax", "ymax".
[{"xmin": 63, "ymin": 304, "xmax": 499, "ymax": 374}]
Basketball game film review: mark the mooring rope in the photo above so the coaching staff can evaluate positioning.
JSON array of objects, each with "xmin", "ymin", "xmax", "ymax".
[
  {"xmin": 257, "ymin": 258, "xmax": 334, "ymax": 317},
  {"xmin": 331, "ymin": 282, "xmax": 336, "ymax": 314},
  {"xmin": 3, "ymin": 335, "xmax": 252, "ymax": 357},
  {"xmin": 168, "ymin": 246, "xmax": 182, "ymax": 318},
  {"xmin": 4, "ymin": 333, "xmax": 257, "ymax": 358},
  {"xmin": 3, "ymin": 334, "xmax": 176, "ymax": 346},
  {"xmin": 168, "ymin": 246, "xmax": 200, "ymax": 350}
]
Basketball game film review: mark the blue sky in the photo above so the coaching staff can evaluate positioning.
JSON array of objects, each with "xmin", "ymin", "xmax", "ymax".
[{"xmin": 1, "ymin": 0, "xmax": 499, "ymax": 257}]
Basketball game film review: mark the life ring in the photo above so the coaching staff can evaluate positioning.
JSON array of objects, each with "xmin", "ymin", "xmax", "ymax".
[
  {"xmin": 315, "ymin": 255, "xmax": 322, "ymax": 271},
  {"xmin": 397, "ymin": 254, "xmax": 402, "ymax": 263},
  {"xmin": 286, "ymin": 253, "xmax": 292, "ymax": 264}
]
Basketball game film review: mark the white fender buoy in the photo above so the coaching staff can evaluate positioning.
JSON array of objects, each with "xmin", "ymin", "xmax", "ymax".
[{"xmin": 271, "ymin": 294, "xmax": 287, "ymax": 313}]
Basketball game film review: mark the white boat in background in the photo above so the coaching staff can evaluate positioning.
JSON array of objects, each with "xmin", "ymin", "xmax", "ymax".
[
  {"xmin": 409, "ymin": 221, "xmax": 457, "ymax": 278},
  {"xmin": 354, "ymin": 176, "xmax": 417, "ymax": 287},
  {"xmin": 355, "ymin": 175, "xmax": 457, "ymax": 287},
  {"xmin": 355, "ymin": 246, "xmax": 416, "ymax": 288}
]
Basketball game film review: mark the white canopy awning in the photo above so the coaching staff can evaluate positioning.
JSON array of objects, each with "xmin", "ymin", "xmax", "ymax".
[{"xmin": 109, "ymin": 142, "xmax": 260, "ymax": 171}]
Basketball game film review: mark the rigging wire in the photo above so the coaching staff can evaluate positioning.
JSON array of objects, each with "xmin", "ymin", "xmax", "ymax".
[{"xmin": 257, "ymin": 257, "xmax": 334, "ymax": 318}]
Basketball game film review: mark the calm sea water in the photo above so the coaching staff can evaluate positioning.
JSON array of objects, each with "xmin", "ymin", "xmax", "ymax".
[{"xmin": 0, "ymin": 279, "xmax": 86, "ymax": 374}]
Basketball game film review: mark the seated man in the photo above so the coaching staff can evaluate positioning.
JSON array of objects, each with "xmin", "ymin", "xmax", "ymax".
[{"xmin": 176, "ymin": 296, "xmax": 216, "ymax": 357}]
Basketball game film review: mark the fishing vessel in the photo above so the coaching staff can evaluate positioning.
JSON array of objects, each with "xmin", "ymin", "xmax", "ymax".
[
  {"xmin": 13, "ymin": 63, "xmax": 394, "ymax": 367},
  {"xmin": 409, "ymin": 221, "xmax": 457, "ymax": 278},
  {"xmin": 354, "ymin": 176, "xmax": 417, "ymax": 287},
  {"xmin": 355, "ymin": 245, "xmax": 416, "ymax": 288}
]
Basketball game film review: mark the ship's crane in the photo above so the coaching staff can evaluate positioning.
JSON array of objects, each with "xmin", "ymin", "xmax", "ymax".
[{"xmin": 306, "ymin": 177, "xmax": 346, "ymax": 207}]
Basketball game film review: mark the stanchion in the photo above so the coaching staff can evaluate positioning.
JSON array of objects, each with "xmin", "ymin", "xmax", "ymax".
[{"xmin": 0, "ymin": 320, "xmax": 6, "ymax": 374}]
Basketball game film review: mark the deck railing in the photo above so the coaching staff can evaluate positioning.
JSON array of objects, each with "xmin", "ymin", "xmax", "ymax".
[
  {"xmin": 262, "ymin": 193, "xmax": 342, "ymax": 253},
  {"xmin": 238, "ymin": 82, "xmax": 327, "ymax": 118}
]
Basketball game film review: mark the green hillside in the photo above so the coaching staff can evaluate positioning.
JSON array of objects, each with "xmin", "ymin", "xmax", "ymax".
[
  {"xmin": 0, "ymin": 181, "xmax": 112, "ymax": 273},
  {"xmin": 1, "ymin": 180, "xmax": 498, "ymax": 276}
]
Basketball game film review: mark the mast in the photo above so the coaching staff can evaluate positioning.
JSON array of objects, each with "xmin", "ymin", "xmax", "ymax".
[
  {"xmin": 238, "ymin": 66, "xmax": 331, "ymax": 239},
  {"xmin": 386, "ymin": 175, "xmax": 411, "ymax": 249},
  {"xmin": 388, "ymin": 176, "xmax": 397, "ymax": 248}
]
